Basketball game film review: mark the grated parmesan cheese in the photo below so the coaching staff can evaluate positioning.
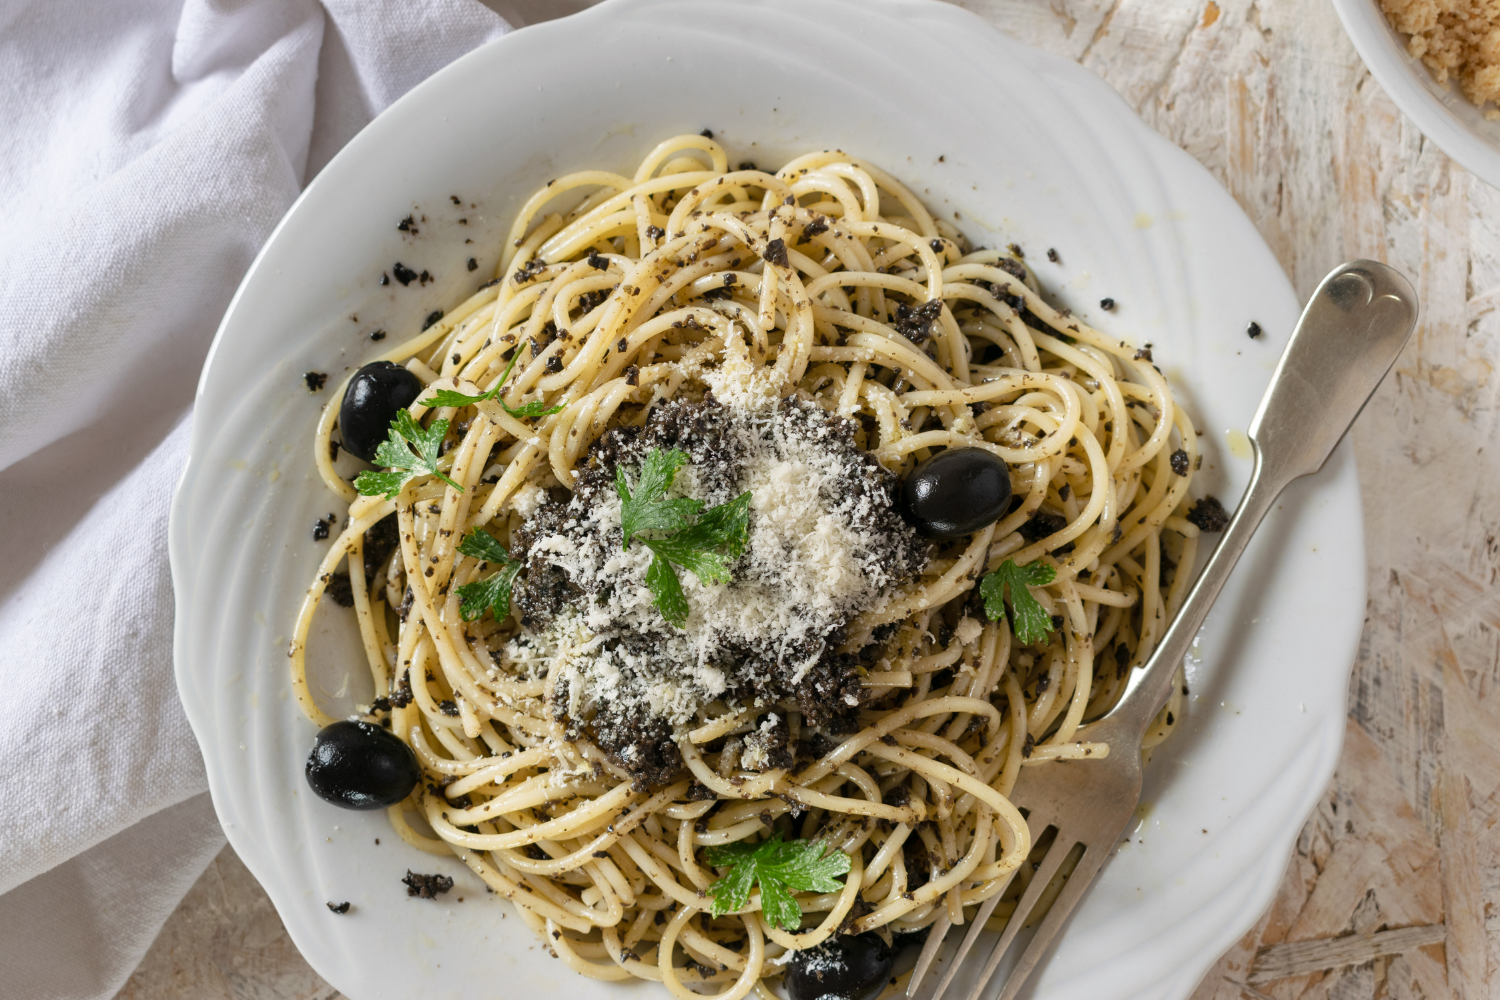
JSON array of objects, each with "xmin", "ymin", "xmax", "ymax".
[{"xmin": 504, "ymin": 390, "xmax": 927, "ymax": 784}]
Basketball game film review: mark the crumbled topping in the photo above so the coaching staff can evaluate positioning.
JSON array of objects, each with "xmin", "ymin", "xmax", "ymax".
[
  {"xmin": 504, "ymin": 392, "xmax": 927, "ymax": 785},
  {"xmin": 1186, "ymin": 495, "xmax": 1229, "ymax": 532},
  {"xmin": 402, "ymin": 871, "xmax": 454, "ymax": 898}
]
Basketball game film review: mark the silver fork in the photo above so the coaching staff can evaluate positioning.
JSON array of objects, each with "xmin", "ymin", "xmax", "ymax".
[{"xmin": 906, "ymin": 260, "xmax": 1419, "ymax": 1000}]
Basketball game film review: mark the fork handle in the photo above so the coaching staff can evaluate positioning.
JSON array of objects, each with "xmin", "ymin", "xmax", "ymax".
[
  {"xmin": 1098, "ymin": 450, "xmax": 1282, "ymax": 740},
  {"xmin": 1099, "ymin": 260, "xmax": 1418, "ymax": 742}
]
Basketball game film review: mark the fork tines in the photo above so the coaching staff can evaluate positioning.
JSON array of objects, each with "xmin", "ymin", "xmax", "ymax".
[{"xmin": 906, "ymin": 823, "xmax": 1104, "ymax": 1000}]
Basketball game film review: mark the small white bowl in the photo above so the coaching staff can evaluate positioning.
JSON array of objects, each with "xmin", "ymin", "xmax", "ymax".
[{"xmin": 1334, "ymin": 0, "xmax": 1500, "ymax": 189}]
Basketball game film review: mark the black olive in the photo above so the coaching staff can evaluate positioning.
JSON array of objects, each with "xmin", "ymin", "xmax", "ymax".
[
  {"xmin": 305, "ymin": 720, "xmax": 419, "ymax": 810},
  {"xmin": 899, "ymin": 447, "xmax": 1012, "ymax": 539},
  {"xmin": 890, "ymin": 925, "xmax": 932, "ymax": 952},
  {"xmin": 339, "ymin": 361, "xmax": 424, "ymax": 462},
  {"xmin": 786, "ymin": 933, "xmax": 893, "ymax": 1000}
]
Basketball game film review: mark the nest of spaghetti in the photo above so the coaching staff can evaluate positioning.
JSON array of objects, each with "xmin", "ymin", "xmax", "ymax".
[{"xmin": 294, "ymin": 135, "xmax": 1207, "ymax": 998}]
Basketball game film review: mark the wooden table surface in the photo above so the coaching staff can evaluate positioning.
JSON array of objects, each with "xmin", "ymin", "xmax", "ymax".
[{"xmin": 117, "ymin": 0, "xmax": 1500, "ymax": 996}]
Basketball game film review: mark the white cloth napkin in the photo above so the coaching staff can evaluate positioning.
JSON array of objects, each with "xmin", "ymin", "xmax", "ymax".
[{"xmin": 0, "ymin": 2, "xmax": 526, "ymax": 995}]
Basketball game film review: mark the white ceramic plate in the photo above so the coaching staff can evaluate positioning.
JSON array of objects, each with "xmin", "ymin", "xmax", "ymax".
[
  {"xmin": 170, "ymin": 2, "xmax": 1365, "ymax": 998},
  {"xmin": 1333, "ymin": 0, "xmax": 1500, "ymax": 192}
]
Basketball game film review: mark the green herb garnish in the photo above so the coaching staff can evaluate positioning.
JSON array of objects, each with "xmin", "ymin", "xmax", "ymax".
[
  {"xmin": 353, "ymin": 410, "xmax": 463, "ymax": 498},
  {"xmin": 422, "ymin": 350, "xmax": 565, "ymax": 419},
  {"xmin": 615, "ymin": 448, "xmax": 751, "ymax": 626},
  {"xmin": 979, "ymin": 558, "xmax": 1058, "ymax": 645},
  {"xmin": 704, "ymin": 834, "xmax": 851, "ymax": 931},
  {"xmin": 454, "ymin": 528, "xmax": 523, "ymax": 622},
  {"xmin": 617, "ymin": 449, "xmax": 703, "ymax": 543}
]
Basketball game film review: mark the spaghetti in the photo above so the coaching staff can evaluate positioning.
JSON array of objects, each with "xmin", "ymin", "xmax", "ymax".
[{"xmin": 291, "ymin": 134, "xmax": 1201, "ymax": 999}]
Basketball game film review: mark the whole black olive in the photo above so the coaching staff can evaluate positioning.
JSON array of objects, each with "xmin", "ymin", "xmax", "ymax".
[
  {"xmin": 787, "ymin": 933, "xmax": 893, "ymax": 1000},
  {"xmin": 305, "ymin": 719, "xmax": 420, "ymax": 810},
  {"xmin": 900, "ymin": 447, "xmax": 1012, "ymax": 539},
  {"xmin": 339, "ymin": 361, "xmax": 425, "ymax": 462}
]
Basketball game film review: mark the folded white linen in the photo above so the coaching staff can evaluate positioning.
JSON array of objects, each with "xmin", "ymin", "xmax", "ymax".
[
  {"xmin": 0, "ymin": 794, "xmax": 227, "ymax": 1000},
  {"xmin": 0, "ymin": 1, "xmax": 518, "ymax": 995}
]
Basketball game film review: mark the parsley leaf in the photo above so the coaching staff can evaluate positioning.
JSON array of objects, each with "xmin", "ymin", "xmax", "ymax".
[
  {"xmin": 643, "ymin": 550, "xmax": 691, "ymax": 624},
  {"xmin": 641, "ymin": 493, "xmax": 749, "ymax": 623},
  {"xmin": 353, "ymin": 409, "xmax": 463, "ymax": 498},
  {"xmin": 505, "ymin": 398, "xmax": 568, "ymax": 418},
  {"xmin": 616, "ymin": 448, "xmax": 702, "ymax": 546},
  {"xmin": 454, "ymin": 528, "xmax": 523, "ymax": 622},
  {"xmin": 352, "ymin": 469, "xmax": 410, "ymax": 499},
  {"xmin": 615, "ymin": 450, "xmax": 752, "ymax": 625},
  {"xmin": 422, "ymin": 350, "xmax": 565, "ymax": 419},
  {"xmin": 641, "ymin": 492, "xmax": 752, "ymax": 589},
  {"xmin": 704, "ymin": 834, "xmax": 851, "ymax": 930},
  {"xmin": 674, "ymin": 490, "xmax": 752, "ymax": 559},
  {"xmin": 457, "ymin": 525, "xmax": 510, "ymax": 564},
  {"xmin": 979, "ymin": 558, "xmax": 1058, "ymax": 645}
]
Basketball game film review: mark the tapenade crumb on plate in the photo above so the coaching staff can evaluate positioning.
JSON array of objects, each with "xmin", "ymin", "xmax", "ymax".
[
  {"xmin": 324, "ymin": 571, "xmax": 354, "ymax": 608},
  {"xmin": 1186, "ymin": 495, "xmax": 1230, "ymax": 532},
  {"xmin": 402, "ymin": 871, "xmax": 455, "ymax": 899}
]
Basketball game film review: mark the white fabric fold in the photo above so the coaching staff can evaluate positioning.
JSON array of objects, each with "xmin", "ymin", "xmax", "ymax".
[
  {"xmin": 0, "ymin": 794, "xmax": 226, "ymax": 1000},
  {"xmin": 0, "ymin": 1, "xmax": 514, "ymax": 996}
]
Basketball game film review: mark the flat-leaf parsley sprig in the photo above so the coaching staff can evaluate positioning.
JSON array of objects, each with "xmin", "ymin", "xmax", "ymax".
[
  {"xmin": 454, "ymin": 528, "xmax": 523, "ymax": 622},
  {"xmin": 616, "ymin": 448, "xmax": 751, "ymax": 626},
  {"xmin": 979, "ymin": 558, "xmax": 1058, "ymax": 645},
  {"xmin": 703, "ymin": 834, "xmax": 851, "ymax": 931},
  {"xmin": 422, "ymin": 350, "xmax": 566, "ymax": 419},
  {"xmin": 353, "ymin": 409, "xmax": 463, "ymax": 499}
]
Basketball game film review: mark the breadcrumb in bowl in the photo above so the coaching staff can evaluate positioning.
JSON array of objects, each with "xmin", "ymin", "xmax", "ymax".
[
  {"xmin": 1334, "ymin": 0, "xmax": 1500, "ymax": 191},
  {"xmin": 1381, "ymin": 0, "xmax": 1500, "ymax": 117}
]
